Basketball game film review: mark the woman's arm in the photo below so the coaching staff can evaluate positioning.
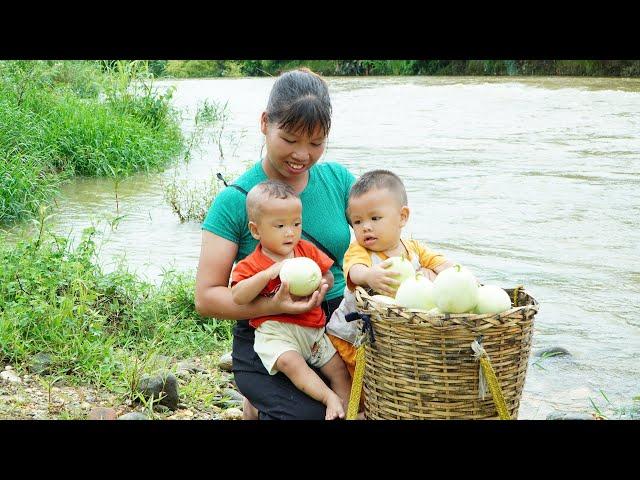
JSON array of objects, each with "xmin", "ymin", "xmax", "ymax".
[{"xmin": 195, "ymin": 231, "xmax": 327, "ymax": 320}]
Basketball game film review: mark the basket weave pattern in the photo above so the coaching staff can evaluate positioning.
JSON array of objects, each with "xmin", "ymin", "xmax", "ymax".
[{"xmin": 354, "ymin": 286, "xmax": 538, "ymax": 419}]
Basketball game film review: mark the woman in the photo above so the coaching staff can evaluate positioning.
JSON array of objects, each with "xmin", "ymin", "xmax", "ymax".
[{"xmin": 195, "ymin": 68, "xmax": 355, "ymax": 419}]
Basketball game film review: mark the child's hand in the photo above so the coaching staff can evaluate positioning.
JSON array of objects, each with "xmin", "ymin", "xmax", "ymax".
[
  {"xmin": 365, "ymin": 259, "xmax": 401, "ymax": 297},
  {"xmin": 265, "ymin": 261, "xmax": 283, "ymax": 280},
  {"xmin": 419, "ymin": 267, "xmax": 437, "ymax": 281}
]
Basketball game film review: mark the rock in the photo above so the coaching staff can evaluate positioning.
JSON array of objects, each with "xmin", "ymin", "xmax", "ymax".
[
  {"xmin": 222, "ymin": 388, "xmax": 244, "ymax": 406},
  {"xmin": 118, "ymin": 412, "xmax": 149, "ymax": 420},
  {"xmin": 0, "ymin": 370, "xmax": 21, "ymax": 384},
  {"xmin": 29, "ymin": 352, "xmax": 54, "ymax": 375},
  {"xmin": 220, "ymin": 408, "xmax": 243, "ymax": 420},
  {"xmin": 137, "ymin": 372, "xmax": 180, "ymax": 411},
  {"xmin": 88, "ymin": 407, "xmax": 117, "ymax": 420},
  {"xmin": 5, "ymin": 365, "xmax": 13, "ymax": 371},
  {"xmin": 546, "ymin": 411, "xmax": 594, "ymax": 420},
  {"xmin": 218, "ymin": 352, "xmax": 233, "ymax": 372},
  {"xmin": 175, "ymin": 370, "xmax": 192, "ymax": 381},
  {"xmin": 534, "ymin": 347, "xmax": 571, "ymax": 358},
  {"xmin": 176, "ymin": 361, "xmax": 208, "ymax": 374}
]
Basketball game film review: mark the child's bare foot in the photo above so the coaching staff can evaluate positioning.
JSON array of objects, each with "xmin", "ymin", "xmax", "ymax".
[{"xmin": 325, "ymin": 392, "xmax": 346, "ymax": 420}]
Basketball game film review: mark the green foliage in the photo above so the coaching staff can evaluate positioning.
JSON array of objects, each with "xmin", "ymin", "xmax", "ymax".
[
  {"xmin": 0, "ymin": 60, "xmax": 186, "ymax": 225},
  {"xmin": 0, "ymin": 221, "xmax": 232, "ymax": 389},
  {"xmin": 165, "ymin": 60, "xmax": 244, "ymax": 78},
  {"xmin": 158, "ymin": 59, "xmax": 640, "ymax": 77}
]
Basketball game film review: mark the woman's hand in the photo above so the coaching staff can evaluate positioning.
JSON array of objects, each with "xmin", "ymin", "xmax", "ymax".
[
  {"xmin": 365, "ymin": 258, "xmax": 401, "ymax": 296},
  {"xmin": 272, "ymin": 280, "xmax": 329, "ymax": 314}
]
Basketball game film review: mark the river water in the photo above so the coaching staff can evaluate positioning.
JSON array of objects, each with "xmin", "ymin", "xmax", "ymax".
[{"xmin": 46, "ymin": 76, "xmax": 640, "ymax": 419}]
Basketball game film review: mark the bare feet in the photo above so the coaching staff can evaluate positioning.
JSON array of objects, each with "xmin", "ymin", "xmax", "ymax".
[{"xmin": 325, "ymin": 392, "xmax": 346, "ymax": 420}]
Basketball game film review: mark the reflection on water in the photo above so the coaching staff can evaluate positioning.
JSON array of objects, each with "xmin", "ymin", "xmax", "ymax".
[{"xmin": 37, "ymin": 76, "xmax": 640, "ymax": 419}]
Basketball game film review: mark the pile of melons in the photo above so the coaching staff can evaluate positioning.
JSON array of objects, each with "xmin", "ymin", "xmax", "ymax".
[{"xmin": 370, "ymin": 256, "xmax": 513, "ymax": 315}]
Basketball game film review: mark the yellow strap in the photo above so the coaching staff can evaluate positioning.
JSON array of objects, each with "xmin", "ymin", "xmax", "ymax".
[
  {"xmin": 479, "ymin": 355, "xmax": 511, "ymax": 420},
  {"xmin": 346, "ymin": 345, "xmax": 366, "ymax": 420}
]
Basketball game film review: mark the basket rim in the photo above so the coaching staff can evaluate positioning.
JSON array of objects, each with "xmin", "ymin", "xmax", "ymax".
[{"xmin": 355, "ymin": 285, "xmax": 538, "ymax": 324}]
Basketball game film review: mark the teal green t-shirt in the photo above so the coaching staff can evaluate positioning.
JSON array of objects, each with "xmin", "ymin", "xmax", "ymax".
[{"xmin": 202, "ymin": 160, "xmax": 356, "ymax": 300}]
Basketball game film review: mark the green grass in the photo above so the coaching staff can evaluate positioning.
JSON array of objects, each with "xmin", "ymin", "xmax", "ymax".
[
  {"xmin": 0, "ymin": 60, "xmax": 185, "ymax": 225},
  {"xmin": 0, "ymin": 220, "xmax": 232, "ymax": 394}
]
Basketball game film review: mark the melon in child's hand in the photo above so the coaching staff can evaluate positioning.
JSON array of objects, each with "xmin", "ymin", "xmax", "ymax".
[
  {"xmin": 433, "ymin": 264, "xmax": 479, "ymax": 313},
  {"xmin": 279, "ymin": 257, "xmax": 321, "ymax": 296},
  {"xmin": 395, "ymin": 274, "xmax": 436, "ymax": 310},
  {"xmin": 386, "ymin": 256, "xmax": 416, "ymax": 287},
  {"xmin": 474, "ymin": 285, "xmax": 512, "ymax": 314}
]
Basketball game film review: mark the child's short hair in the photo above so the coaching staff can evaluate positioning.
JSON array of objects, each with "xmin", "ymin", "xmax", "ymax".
[
  {"xmin": 246, "ymin": 180, "xmax": 300, "ymax": 222},
  {"xmin": 348, "ymin": 169, "xmax": 408, "ymax": 207}
]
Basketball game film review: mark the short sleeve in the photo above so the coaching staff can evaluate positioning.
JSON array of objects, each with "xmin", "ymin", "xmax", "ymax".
[
  {"xmin": 230, "ymin": 257, "xmax": 258, "ymax": 287},
  {"xmin": 201, "ymin": 186, "xmax": 246, "ymax": 244},
  {"xmin": 409, "ymin": 239, "xmax": 448, "ymax": 270},
  {"xmin": 343, "ymin": 242, "xmax": 373, "ymax": 291}
]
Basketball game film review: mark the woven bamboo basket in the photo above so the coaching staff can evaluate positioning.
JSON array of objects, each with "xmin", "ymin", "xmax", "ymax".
[{"xmin": 353, "ymin": 286, "xmax": 539, "ymax": 419}]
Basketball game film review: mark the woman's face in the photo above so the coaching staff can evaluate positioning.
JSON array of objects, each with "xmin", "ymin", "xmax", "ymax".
[{"xmin": 261, "ymin": 112, "xmax": 327, "ymax": 182}]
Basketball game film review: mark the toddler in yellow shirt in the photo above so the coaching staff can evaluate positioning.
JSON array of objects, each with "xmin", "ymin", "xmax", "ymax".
[{"xmin": 326, "ymin": 169, "xmax": 455, "ymax": 381}]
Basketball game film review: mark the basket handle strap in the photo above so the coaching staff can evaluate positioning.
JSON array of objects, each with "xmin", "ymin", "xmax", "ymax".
[
  {"xmin": 346, "ymin": 345, "xmax": 366, "ymax": 420},
  {"xmin": 471, "ymin": 340, "xmax": 511, "ymax": 420},
  {"xmin": 344, "ymin": 312, "xmax": 375, "ymax": 420}
]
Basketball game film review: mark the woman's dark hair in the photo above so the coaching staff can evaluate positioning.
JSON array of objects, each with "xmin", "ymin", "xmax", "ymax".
[{"xmin": 265, "ymin": 68, "xmax": 332, "ymax": 138}]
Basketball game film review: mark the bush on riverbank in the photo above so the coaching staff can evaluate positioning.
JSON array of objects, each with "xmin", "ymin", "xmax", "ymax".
[
  {"xmin": 0, "ymin": 221, "xmax": 232, "ymax": 391},
  {"xmin": 0, "ymin": 60, "xmax": 185, "ymax": 225},
  {"xmin": 152, "ymin": 60, "xmax": 640, "ymax": 78}
]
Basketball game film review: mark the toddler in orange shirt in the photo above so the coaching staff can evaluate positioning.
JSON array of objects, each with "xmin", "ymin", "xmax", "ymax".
[{"xmin": 231, "ymin": 180, "xmax": 352, "ymax": 420}]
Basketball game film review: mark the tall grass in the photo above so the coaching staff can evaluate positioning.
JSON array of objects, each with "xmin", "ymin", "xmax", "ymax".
[
  {"xmin": 0, "ymin": 218, "xmax": 232, "ymax": 390},
  {"xmin": 0, "ymin": 60, "xmax": 185, "ymax": 225}
]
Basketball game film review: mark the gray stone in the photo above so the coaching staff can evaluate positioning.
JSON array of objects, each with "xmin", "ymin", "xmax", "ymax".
[
  {"xmin": 176, "ymin": 361, "xmax": 207, "ymax": 374},
  {"xmin": 534, "ymin": 347, "xmax": 571, "ymax": 358},
  {"xmin": 118, "ymin": 412, "xmax": 149, "ymax": 420},
  {"xmin": 218, "ymin": 352, "xmax": 233, "ymax": 372},
  {"xmin": 137, "ymin": 372, "xmax": 180, "ymax": 411},
  {"xmin": 175, "ymin": 370, "xmax": 192, "ymax": 381},
  {"xmin": 29, "ymin": 352, "xmax": 54, "ymax": 375},
  {"xmin": 546, "ymin": 411, "xmax": 594, "ymax": 420},
  {"xmin": 0, "ymin": 370, "xmax": 21, "ymax": 384},
  {"xmin": 222, "ymin": 388, "xmax": 244, "ymax": 406}
]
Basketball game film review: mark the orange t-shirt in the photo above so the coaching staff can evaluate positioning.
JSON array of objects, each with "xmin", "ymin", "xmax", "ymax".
[{"xmin": 231, "ymin": 239, "xmax": 334, "ymax": 329}]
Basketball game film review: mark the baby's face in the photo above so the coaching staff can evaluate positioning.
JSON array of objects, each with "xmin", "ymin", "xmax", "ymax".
[
  {"xmin": 253, "ymin": 196, "xmax": 302, "ymax": 258},
  {"xmin": 348, "ymin": 187, "xmax": 408, "ymax": 252}
]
